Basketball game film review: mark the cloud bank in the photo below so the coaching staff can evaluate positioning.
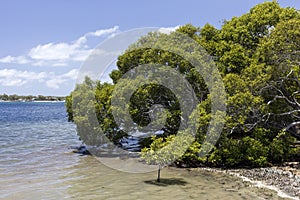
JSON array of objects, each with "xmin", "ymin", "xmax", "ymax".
[
  {"xmin": 0, "ymin": 25, "xmax": 180, "ymax": 94},
  {"xmin": 0, "ymin": 68, "xmax": 78, "ymax": 89},
  {"xmin": 0, "ymin": 26, "xmax": 120, "ymax": 67}
]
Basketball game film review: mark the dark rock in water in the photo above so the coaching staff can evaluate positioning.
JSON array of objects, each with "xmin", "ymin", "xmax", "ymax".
[
  {"xmin": 70, "ymin": 145, "xmax": 91, "ymax": 155},
  {"xmin": 119, "ymin": 136, "xmax": 142, "ymax": 152}
]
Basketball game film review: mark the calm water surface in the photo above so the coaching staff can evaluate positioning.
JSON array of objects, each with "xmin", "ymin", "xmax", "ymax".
[{"xmin": 0, "ymin": 102, "xmax": 283, "ymax": 200}]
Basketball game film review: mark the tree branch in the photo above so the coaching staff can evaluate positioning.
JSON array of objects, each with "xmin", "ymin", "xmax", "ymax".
[{"xmin": 285, "ymin": 121, "xmax": 300, "ymax": 131}]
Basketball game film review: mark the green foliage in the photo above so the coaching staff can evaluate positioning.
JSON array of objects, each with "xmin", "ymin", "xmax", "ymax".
[
  {"xmin": 269, "ymin": 130, "xmax": 298, "ymax": 163},
  {"xmin": 140, "ymin": 131, "xmax": 194, "ymax": 167},
  {"xmin": 65, "ymin": 94, "xmax": 73, "ymax": 121},
  {"xmin": 66, "ymin": 2, "xmax": 300, "ymax": 168},
  {"xmin": 66, "ymin": 77, "xmax": 127, "ymax": 145},
  {"xmin": 207, "ymin": 136, "xmax": 269, "ymax": 167},
  {"xmin": 177, "ymin": 141, "xmax": 205, "ymax": 166}
]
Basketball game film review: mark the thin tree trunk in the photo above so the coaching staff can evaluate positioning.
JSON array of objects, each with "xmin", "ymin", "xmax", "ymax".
[{"xmin": 157, "ymin": 165, "xmax": 161, "ymax": 182}]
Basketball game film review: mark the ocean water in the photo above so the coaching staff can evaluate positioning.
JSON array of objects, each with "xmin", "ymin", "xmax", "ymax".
[{"xmin": 0, "ymin": 102, "xmax": 286, "ymax": 200}]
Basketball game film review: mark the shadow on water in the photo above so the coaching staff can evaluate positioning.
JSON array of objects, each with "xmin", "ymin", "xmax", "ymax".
[{"xmin": 144, "ymin": 178, "xmax": 188, "ymax": 187}]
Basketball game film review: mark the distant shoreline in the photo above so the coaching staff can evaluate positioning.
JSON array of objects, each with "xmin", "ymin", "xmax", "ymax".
[
  {"xmin": 0, "ymin": 100, "xmax": 65, "ymax": 103},
  {"xmin": 0, "ymin": 94, "xmax": 66, "ymax": 102}
]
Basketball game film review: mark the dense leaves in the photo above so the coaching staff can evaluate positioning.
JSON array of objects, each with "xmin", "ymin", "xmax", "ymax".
[{"xmin": 66, "ymin": 2, "xmax": 300, "ymax": 168}]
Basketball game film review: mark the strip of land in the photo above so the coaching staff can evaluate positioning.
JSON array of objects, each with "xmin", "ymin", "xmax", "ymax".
[{"xmin": 0, "ymin": 94, "xmax": 65, "ymax": 102}]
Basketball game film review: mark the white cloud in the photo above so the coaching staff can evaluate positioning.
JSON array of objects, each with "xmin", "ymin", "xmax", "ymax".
[
  {"xmin": 0, "ymin": 68, "xmax": 78, "ymax": 89},
  {"xmin": 61, "ymin": 69, "xmax": 79, "ymax": 80},
  {"xmin": 86, "ymin": 26, "xmax": 119, "ymax": 37},
  {"xmin": 2, "ymin": 79, "xmax": 27, "ymax": 87},
  {"xmin": 0, "ymin": 55, "xmax": 30, "ymax": 64},
  {"xmin": 158, "ymin": 25, "xmax": 180, "ymax": 34},
  {"xmin": 70, "ymin": 49, "xmax": 93, "ymax": 61},
  {"xmin": 46, "ymin": 78, "xmax": 66, "ymax": 89},
  {"xmin": 0, "ymin": 69, "xmax": 47, "ymax": 86},
  {"xmin": 29, "ymin": 42, "xmax": 75, "ymax": 60},
  {"xmin": 0, "ymin": 25, "xmax": 181, "ymax": 68},
  {"xmin": 52, "ymin": 62, "xmax": 68, "ymax": 67},
  {"xmin": 45, "ymin": 69, "xmax": 79, "ymax": 89},
  {"xmin": 28, "ymin": 40, "xmax": 92, "ymax": 63},
  {"xmin": 0, "ymin": 25, "xmax": 184, "ymax": 68},
  {"xmin": 28, "ymin": 26, "xmax": 120, "ymax": 63},
  {"xmin": 31, "ymin": 60, "xmax": 47, "ymax": 66},
  {"xmin": 0, "ymin": 26, "xmax": 120, "ymax": 66}
]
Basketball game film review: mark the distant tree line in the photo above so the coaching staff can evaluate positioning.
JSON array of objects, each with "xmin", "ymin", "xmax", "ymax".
[{"xmin": 0, "ymin": 94, "xmax": 66, "ymax": 101}]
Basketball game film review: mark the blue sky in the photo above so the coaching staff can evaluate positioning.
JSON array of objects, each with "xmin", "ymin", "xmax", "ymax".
[{"xmin": 0, "ymin": 0, "xmax": 299, "ymax": 96}]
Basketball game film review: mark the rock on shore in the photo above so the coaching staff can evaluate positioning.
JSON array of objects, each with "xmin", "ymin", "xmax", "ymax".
[{"xmin": 225, "ymin": 164, "xmax": 300, "ymax": 199}]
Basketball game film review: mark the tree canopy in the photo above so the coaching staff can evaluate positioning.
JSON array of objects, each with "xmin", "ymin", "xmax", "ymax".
[{"xmin": 66, "ymin": 1, "xmax": 300, "ymax": 168}]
